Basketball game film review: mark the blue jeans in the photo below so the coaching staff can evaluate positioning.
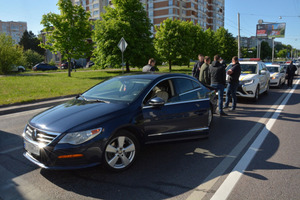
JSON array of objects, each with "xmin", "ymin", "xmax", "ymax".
[
  {"xmin": 225, "ymin": 82, "xmax": 238, "ymax": 109},
  {"xmin": 211, "ymin": 84, "xmax": 225, "ymax": 113}
]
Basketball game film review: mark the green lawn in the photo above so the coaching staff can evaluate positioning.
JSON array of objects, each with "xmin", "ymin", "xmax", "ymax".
[{"xmin": 0, "ymin": 66, "xmax": 192, "ymax": 105}]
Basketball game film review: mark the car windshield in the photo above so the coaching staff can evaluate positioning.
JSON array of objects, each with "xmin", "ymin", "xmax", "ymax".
[
  {"xmin": 266, "ymin": 66, "xmax": 279, "ymax": 73},
  {"xmin": 240, "ymin": 64, "xmax": 257, "ymax": 74},
  {"xmin": 82, "ymin": 77, "xmax": 152, "ymax": 103},
  {"xmin": 226, "ymin": 63, "xmax": 257, "ymax": 74}
]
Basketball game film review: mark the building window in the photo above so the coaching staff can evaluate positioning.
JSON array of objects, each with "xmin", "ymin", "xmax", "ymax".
[
  {"xmin": 169, "ymin": 0, "xmax": 173, "ymax": 6},
  {"xmin": 169, "ymin": 8, "xmax": 173, "ymax": 14},
  {"xmin": 93, "ymin": 3, "xmax": 99, "ymax": 9}
]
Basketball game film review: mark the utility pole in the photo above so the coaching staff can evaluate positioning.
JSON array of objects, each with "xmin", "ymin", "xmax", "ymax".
[
  {"xmin": 238, "ymin": 13, "xmax": 241, "ymax": 59},
  {"xmin": 272, "ymin": 37, "xmax": 275, "ymax": 62}
]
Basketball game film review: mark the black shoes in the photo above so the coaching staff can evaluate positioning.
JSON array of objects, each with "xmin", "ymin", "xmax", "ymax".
[{"xmin": 219, "ymin": 111, "xmax": 228, "ymax": 116}]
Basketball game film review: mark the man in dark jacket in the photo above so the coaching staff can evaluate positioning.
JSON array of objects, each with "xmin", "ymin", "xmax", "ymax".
[
  {"xmin": 209, "ymin": 55, "xmax": 227, "ymax": 116},
  {"xmin": 286, "ymin": 61, "xmax": 297, "ymax": 88},
  {"xmin": 192, "ymin": 54, "xmax": 204, "ymax": 78},
  {"xmin": 224, "ymin": 56, "xmax": 241, "ymax": 111}
]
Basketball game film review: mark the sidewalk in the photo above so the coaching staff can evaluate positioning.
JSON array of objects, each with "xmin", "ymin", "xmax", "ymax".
[{"xmin": 0, "ymin": 96, "xmax": 74, "ymax": 115}]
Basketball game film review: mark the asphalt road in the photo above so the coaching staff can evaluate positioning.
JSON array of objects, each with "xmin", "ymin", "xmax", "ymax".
[{"xmin": 0, "ymin": 78, "xmax": 299, "ymax": 200}]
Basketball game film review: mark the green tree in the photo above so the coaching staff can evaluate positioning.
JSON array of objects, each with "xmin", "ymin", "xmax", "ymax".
[
  {"xmin": 19, "ymin": 30, "xmax": 45, "ymax": 55},
  {"xmin": 203, "ymin": 28, "xmax": 219, "ymax": 59},
  {"xmin": 93, "ymin": 0, "xmax": 154, "ymax": 72},
  {"xmin": 0, "ymin": 33, "xmax": 24, "ymax": 74},
  {"xmin": 215, "ymin": 27, "xmax": 237, "ymax": 62},
  {"xmin": 24, "ymin": 49, "xmax": 44, "ymax": 68},
  {"xmin": 41, "ymin": 0, "xmax": 93, "ymax": 77},
  {"xmin": 241, "ymin": 47, "xmax": 257, "ymax": 58},
  {"xmin": 180, "ymin": 21, "xmax": 204, "ymax": 67},
  {"xmin": 260, "ymin": 41, "xmax": 272, "ymax": 60},
  {"xmin": 192, "ymin": 24, "xmax": 205, "ymax": 62},
  {"xmin": 277, "ymin": 49, "xmax": 287, "ymax": 58},
  {"xmin": 155, "ymin": 19, "xmax": 188, "ymax": 71}
]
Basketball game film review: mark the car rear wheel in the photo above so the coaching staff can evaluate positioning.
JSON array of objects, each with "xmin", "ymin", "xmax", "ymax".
[{"xmin": 103, "ymin": 130, "xmax": 139, "ymax": 171}]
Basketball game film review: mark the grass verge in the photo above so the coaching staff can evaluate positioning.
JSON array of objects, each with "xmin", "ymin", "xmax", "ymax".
[{"xmin": 0, "ymin": 66, "xmax": 192, "ymax": 106}]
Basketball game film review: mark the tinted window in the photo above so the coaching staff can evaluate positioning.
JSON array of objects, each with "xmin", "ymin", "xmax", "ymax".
[{"xmin": 171, "ymin": 78, "xmax": 205, "ymax": 102}]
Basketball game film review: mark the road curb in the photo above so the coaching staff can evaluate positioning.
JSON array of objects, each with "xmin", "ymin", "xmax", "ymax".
[{"xmin": 0, "ymin": 95, "xmax": 75, "ymax": 115}]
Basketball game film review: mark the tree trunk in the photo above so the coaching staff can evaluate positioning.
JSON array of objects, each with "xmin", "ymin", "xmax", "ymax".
[
  {"xmin": 68, "ymin": 57, "xmax": 71, "ymax": 77},
  {"xmin": 126, "ymin": 62, "xmax": 130, "ymax": 73},
  {"xmin": 169, "ymin": 60, "xmax": 172, "ymax": 72}
]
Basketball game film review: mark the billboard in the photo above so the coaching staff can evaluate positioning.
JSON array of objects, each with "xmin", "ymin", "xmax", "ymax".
[{"xmin": 256, "ymin": 23, "xmax": 286, "ymax": 38}]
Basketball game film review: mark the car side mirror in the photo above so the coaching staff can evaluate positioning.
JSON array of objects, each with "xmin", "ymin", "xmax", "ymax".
[
  {"xmin": 148, "ymin": 97, "xmax": 165, "ymax": 107},
  {"xmin": 260, "ymin": 70, "xmax": 266, "ymax": 75}
]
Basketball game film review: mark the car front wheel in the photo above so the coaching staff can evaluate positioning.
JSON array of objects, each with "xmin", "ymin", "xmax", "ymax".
[
  {"xmin": 252, "ymin": 86, "xmax": 259, "ymax": 102},
  {"xmin": 103, "ymin": 130, "xmax": 139, "ymax": 171}
]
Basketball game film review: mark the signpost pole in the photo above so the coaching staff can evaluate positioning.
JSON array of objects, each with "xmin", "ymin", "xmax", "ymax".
[{"xmin": 118, "ymin": 37, "xmax": 128, "ymax": 74}]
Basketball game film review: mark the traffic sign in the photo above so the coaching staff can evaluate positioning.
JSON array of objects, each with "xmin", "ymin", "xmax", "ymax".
[{"xmin": 118, "ymin": 37, "xmax": 128, "ymax": 53}]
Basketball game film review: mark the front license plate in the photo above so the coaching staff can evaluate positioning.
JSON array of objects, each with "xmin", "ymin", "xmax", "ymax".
[{"xmin": 24, "ymin": 141, "xmax": 40, "ymax": 156}]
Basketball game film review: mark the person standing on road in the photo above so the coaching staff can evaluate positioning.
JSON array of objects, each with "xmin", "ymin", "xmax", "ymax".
[
  {"xmin": 220, "ymin": 57, "xmax": 227, "ymax": 69},
  {"xmin": 199, "ymin": 56, "xmax": 211, "ymax": 86},
  {"xmin": 192, "ymin": 54, "xmax": 204, "ymax": 78},
  {"xmin": 209, "ymin": 55, "xmax": 227, "ymax": 116},
  {"xmin": 142, "ymin": 58, "xmax": 156, "ymax": 72},
  {"xmin": 224, "ymin": 56, "xmax": 241, "ymax": 111},
  {"xmin": 286, "ymin": 61, "xmax": 297, "ymax": 88}
]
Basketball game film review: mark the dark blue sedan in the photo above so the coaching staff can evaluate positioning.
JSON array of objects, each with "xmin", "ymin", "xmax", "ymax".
[
  {"xmin": 32, "ymin": 63, "xmax": 58, "ymax": 71},
  {"xmin": 23, "ymin": 73, "xmax": 217, "ymax": 171}
]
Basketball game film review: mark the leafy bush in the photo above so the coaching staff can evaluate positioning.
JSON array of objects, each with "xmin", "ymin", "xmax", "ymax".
[
  {"xmin": 0, "ymin": 33, "xmax": 24, "ymax": 74},
  {"xmin": 24, "ymin": 49, "xmax": 44, "ymax": 69}
]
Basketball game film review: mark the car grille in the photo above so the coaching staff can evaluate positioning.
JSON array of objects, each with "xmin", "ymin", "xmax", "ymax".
[{"xmin": 24, "ymin": 124, "xmax": 60, "ymax": 146}]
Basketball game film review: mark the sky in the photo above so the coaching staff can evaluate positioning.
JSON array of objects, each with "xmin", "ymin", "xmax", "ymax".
[{"xmin": 0, "ymin": 0, "xmax": 299, "ymax": 49}]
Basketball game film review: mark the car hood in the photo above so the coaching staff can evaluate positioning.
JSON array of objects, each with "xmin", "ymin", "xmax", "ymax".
[
  {"xmin": 239, "ymin": 73, "xmax": 256, "ymax": 81},
  {"xmin": 29, "ymin": 99, "xmax": 129, "ymax": 133},
  {"xmin": 270, "ymin": 72, "xmax": 279, "ymax": 76}
]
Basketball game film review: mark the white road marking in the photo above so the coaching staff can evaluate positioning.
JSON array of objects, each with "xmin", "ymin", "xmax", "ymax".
[
  {"xmin": 186, "ymin": 78, "xmax": 299, "ymax": 200},
  {"xmin": 210, "ymin": 79, "xmax": 299, "ymax": 200},
  {"xmin": 0, "ymin": 146, "xmax": 23, "ymax": 154}
]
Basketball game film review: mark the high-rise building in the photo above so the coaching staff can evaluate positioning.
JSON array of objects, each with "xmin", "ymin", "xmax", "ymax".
[
  {"xmin": 71, "ymin": 0, "xmax": 225, "ymax": 31},
  {"xmin": 71, "ymin": 0, "xmax": 110, "ymax": 20},
  {"xmin": 0, "ymin": 20, "xmax": 27, "ymax": 43}
]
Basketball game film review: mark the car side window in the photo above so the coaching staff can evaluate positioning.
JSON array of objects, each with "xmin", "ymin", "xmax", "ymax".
[
  {"xmin": 143, "ymin": 79, "xmax": 172, "ymax": 105},
  {"xmin": 169, "ymin": 78, "xmax": 205, "ymax": 102}
]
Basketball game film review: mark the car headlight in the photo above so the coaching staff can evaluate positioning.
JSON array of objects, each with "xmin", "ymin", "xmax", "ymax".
[
  {"xmin": 271, "ymin": 76, "xmax": 279, "ymax": 79},
  {"xmin": 242, "ymin": 79, "xmax": 254, "ymax": 85},
  {"xmin": 58, "ymin": 128, "xmax": 103, "ymax": 145}
]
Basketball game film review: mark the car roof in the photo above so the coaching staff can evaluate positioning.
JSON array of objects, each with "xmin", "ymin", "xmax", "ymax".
[
  {"xmin": 266, "ymin": 64, "xmax": 280, "ymax": 67},
  {"xmin": 239, "ymin": 61, "xmax": 261, "ymax": 64},
  {"xmin": 114, "ymin": 73, "xmax": 194, "ymax": 80}
]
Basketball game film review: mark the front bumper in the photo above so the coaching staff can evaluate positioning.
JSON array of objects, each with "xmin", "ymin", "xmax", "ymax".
[
  {"xmin": 224, "ymin": 83, "xmax": 257, "ymax": 98},
  {"xmin": 23, "ymin": 138, "xmax": 103, "ymax": 170},
  {"xmin": 270, "ymin": 78, "xmax": 280, "ymax": 86}
]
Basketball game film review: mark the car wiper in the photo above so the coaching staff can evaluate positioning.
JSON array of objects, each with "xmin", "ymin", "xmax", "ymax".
[
  {"xmin": 78, "ymin": 94, "xmax": 89, "ymax": 101},
  {"xmin": 94, "ymin": 99, "xmax": 110, "ymax": 103}
]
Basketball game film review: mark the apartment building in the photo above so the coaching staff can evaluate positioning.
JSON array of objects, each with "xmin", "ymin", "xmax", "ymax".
[
  {"xmin": 71, "ymin": 0, "xmax": 110, "ymax": 19},
  {"xmin": 0, "ymin": 20, "xmax": 27, "ymax": 43},
  {"xmin": 72, "ymin": 0, "xmax": 224, "ymax": 31},
  {"xmin": 146, "ymin": 0, "xmax": 224, "ymax": 31}
]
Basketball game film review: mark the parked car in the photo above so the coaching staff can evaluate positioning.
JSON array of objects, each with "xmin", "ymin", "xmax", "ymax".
[
  {"xmin": 266, "ymin": 64, "xmax": 286, "ymax": 87},
  {"xmin": 23, "ymin": 73, "xmax": 217, "ymax": 171},
  {"xmin": 226, "ymin": 58, "xmax": 270, "ymax": 101},
  {"xmin": 61, "ymin": 61, "xmax": 83, "ymax": 69},
  {"xmin": 32, "ymin": 63, "xmax": 58, "ymax": 71},
  {"xmin": 11, "ymin": 65, "xmax": 25, "ymax": 72}
]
